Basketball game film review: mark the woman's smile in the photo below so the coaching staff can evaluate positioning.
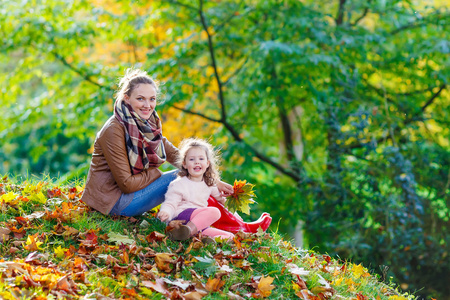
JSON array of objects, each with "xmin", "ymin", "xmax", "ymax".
[{"xmin": 125, "ymin": 84, "xmax": 157, "ymax": 120}]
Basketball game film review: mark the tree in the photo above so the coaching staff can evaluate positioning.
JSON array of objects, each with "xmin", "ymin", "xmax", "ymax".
[{"xmin": 1, "ymin": 0, "xmax": 449, "ymax": 298}]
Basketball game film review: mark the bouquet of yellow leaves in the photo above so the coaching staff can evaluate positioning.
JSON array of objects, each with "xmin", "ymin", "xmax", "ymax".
[{"xmin": 226, "ymin": 180, "xmax": 256, "ymax": 215}]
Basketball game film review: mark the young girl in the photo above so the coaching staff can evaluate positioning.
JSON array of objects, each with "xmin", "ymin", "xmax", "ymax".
[{"xmin": 157, "ymin": 138, "xmax": 234, "ymax": 241}]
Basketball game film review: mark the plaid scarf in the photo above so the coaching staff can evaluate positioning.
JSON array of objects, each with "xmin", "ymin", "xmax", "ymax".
[{"xmin": 114, "ymin": 99, "xmax": 166, "ymax": 175}]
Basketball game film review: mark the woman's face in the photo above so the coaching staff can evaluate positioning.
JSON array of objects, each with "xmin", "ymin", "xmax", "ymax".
[{"xmin": 124, "ymin": 84, "xmax": 157, "ymax": 120}]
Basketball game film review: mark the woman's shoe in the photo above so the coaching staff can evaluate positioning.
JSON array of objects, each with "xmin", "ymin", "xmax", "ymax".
[
  {"xmin": 166, "ymin": 225, "xmax": 191, "ymax": 241},
  {"xmin": 207, "ymin": 196, "xmax": 272, "ymax": 234}
]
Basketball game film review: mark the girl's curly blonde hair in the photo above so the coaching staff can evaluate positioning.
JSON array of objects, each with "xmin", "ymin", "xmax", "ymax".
[{"xmin": 177, "ymin": 138, "xmax": 220, "ymax": 186}]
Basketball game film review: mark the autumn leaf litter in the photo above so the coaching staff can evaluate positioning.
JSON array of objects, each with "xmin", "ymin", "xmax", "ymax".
[{"xmin": 0, "ymin": 176, "xmax": 414, "ymax": 299}]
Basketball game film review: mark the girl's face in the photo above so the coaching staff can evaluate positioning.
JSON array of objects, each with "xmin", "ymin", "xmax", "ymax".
[
  {"xmin": 183, "ymin": 147, "xmax": 210, "ymax": 181},
  {"xmin": 124, "ymin": 83, "xmax": 157, "ymax": 120}
]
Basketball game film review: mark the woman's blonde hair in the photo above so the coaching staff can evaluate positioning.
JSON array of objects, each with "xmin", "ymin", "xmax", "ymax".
[
  {"xmin": 177, "ymin": 138, "xmax": 220, "ymax": 186},
  {"xmin": 115, "ymin": 68, "xmax": 159, "ymax": 102}
]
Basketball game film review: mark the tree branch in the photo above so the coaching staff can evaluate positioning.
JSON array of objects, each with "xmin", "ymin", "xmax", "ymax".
[
  {"xmin": 167, "ymin": 0, "xmax": 197, "ymax": 11},
  {"xmin": 171, "ymin": 105, "xmax": 302, "ymax": 181},
  {"xmin": 420, "ymin": 84, "xmax": 446, "ymax": 113},
  {"xmin": 389, "ymin": 11, "xmax": 449, "ymax": 36},
  {"xmin": 52, "ymin": 52, "xmax": 111, "ymax": 91},
  {"xmin": 213, "ymin": 1, "xmax": 247, "ymax": 34},
  {"xmin": 350, "ymin": 0, "xmax": 372, "ymax": 26},
  {"xmin": 171, "ymin": 105, "xmax": 221, "ymax": 123},
  {"xmin": 223, "ymin": 57, "xmax": 249, "ymax": 86},
  {"xmin": 344, "ymin": 83, "xmax": 447, "ymax": 150},
  {"xmin": 198, "ymin": 0, "xmax": 226, "ymax": 121}
]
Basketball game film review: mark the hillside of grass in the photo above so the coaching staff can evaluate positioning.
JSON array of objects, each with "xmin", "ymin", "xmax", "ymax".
[{"xmin": 0, "ymin": 175, "xmax": 416, "ymax": 300}]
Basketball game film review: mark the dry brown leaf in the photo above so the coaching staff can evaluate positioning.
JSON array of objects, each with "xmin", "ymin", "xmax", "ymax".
[
  {"xmin": 183, "ymin": 291, "xmax": 208, "ymax": 300},
  {"xmin": 226, "ymin": 291, "xmax": 245, "ymax": 300},
  {"xmin": 146, "ymin": 231, "xmax": 165, "ymax": 243}
]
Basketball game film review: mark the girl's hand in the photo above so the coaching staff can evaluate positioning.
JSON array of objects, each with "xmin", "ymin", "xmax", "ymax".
[
  {"xmin": 217, "ymin": 197, "xmax": 226, "ymax": 205},
  {"xmin": 157, "ymin": 211, "xmax": 169, "ymax": 222},
  {"xmin": 217, "ymin": 180, "xmax": 233, "ymax": 197}
]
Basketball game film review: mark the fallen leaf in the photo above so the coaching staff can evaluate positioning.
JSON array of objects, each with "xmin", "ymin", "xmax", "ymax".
[
  {"xmin": 183, "ymin": 291, "xmax": 208, "ymax": 300},
  {"xmin": 141, "ymin": 279, "xmax": 169, "ymax": 296},
  {"xmin": 288, "ymin": 263, "xmax": 310, "ymax": 276},
  {"xmin": 107, "ymin": 232, "xmax": 135, "ymax": 245},
  {"xmin": 146, "ymin": 231, "xmax": 165, "ymax": 243},
  {"xmin": 23, "ymin": 233, "xmax": 44, "ymax": 251},
  {"xmin": 162, "ymin": 278, "xmax": 192, "ymax": 290},
  {"xmin": 0, "ymin": 227, "xmax": 11, "ymax": 241},
  {"xmin": 257, "ymin": 275, "xmax": 275, "ymax": 298},
  {"xmin": 205, "ymin": 277, "xmax": 225, "ymax": 292},
  {"xmin": 155, "ymin": 253, "xmax": 177, "ymax": 273}
]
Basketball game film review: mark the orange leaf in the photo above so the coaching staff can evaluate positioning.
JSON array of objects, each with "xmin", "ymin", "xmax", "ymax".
[
  {"xmin": 356, "ymin": 293, "xmax": 368, "ymax": 300},
  {"xmin": 205, "ymin": 277, "xmax": 225, "ymax": 292},
  {"xmin": 121, "ymin": 250, "xmax": 129, "ymax": 264}
]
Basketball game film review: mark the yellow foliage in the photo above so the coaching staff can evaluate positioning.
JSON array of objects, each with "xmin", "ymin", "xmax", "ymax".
[
  {"xmin": 351, "ymin": 264, "xmax": 368, "ymax": 279},
  {"xmin": 0, "ymin": 191, "xmax": 18, "ymax": 203},
  {"xmin": 54, "ymin": 245, "xmax": 68, "ymax": 259},
  {"xmin": 388, "ymin": 296, "xmax": 409, "ymax": 300},
  {"xmin": 162, "ymin": 106, "xmax": 221, "ymax": 147}
]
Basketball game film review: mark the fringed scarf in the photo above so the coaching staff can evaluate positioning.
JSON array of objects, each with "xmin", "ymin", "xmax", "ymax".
[{"xmin": 114, "ymin": 99, "xmax": 166, "ymax": 175}]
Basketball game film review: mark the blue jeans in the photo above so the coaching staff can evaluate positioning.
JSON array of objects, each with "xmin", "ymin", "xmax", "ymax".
[{"xmin": 116, "ymin": 170, "xmax": 178, "ymax": 217}]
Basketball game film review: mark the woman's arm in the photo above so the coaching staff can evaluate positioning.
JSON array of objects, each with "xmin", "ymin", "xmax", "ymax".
[
  {"xmin": 99, "ymin": 123, "xmax": 162, "ymax": 194},
  {"xmin": 163, "ymin": 137, "xmax": 181, "ymax": 169}
]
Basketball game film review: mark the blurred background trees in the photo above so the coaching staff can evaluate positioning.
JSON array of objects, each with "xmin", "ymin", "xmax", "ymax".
[{"xmin": 1, "ymin": 0, "xmax": 448, "ymax": 298}]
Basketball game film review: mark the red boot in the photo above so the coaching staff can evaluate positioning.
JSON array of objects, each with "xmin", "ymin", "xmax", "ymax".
[{"xmin": 207, "ymin": 196, "xmax": 272, "ymax": 234}]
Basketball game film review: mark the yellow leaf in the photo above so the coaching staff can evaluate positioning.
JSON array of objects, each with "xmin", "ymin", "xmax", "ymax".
[
  {"xmin": 54, "ymin": 245, "xmax": 67, "ymax": 258},
  {"xmin": 257, "ymin": 275, "xmax": 275, "ymax": 298},
  {"xmin": 0, "ymin": 191, "xmax": 18, "ymax": 203},
  {"xmin": 24, "ymin": 233, "xmax": 44, "ymax": 251},
  {"xmin": 30, "ymin": 192, "xmax": 47, "ymax": 204},
  {"xmin": 388, "ymin": 296, "xmax": 409, "ymax": 300},
  {"xmin": 332, "ymin": 277, "xmax": 343, "ymax": 286},
  {"xmin": 351, "ymin": 264, "xmax": 366, "ymax": 279}
]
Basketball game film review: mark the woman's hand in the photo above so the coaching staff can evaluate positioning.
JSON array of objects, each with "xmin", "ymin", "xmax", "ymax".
[
  {"xmin": 157, "ymin": 211, "xmax": 170, "ymax": 222},
  {"xmin": 217, "ymin": 180, "xmax": 234, "ymax": 197}
]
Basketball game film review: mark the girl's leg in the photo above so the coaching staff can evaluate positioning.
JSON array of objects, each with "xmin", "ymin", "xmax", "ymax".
[
  {"xmin": 120, "ymin": 170, "xmax": 178, "ymax": 217},
  {"xmin": 207, "ymin": 196, "xmax": 272, "ymax": 233},
  {"xmin": 189, "ymin": 207, "xmax": 221, "ymax": 231},
  {"xmin": 202, "ymin": 227, "xmax": 234, "ymax": 240}
]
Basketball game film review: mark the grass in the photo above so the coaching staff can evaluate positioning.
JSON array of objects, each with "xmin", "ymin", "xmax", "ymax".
[{"xmin": 0, "ymin": 175, "xmax": 417, "ymax": 299}]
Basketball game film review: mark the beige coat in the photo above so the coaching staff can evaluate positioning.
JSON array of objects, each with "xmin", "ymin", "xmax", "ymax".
[{"xmin": 80, "ymin": 116, "xmax": 179, "ymax": 214}]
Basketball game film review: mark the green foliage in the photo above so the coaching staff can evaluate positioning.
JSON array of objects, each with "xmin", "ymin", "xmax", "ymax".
[{"xmin": 1, "ymin": 0, "xmax": 449, "ymax": 298}]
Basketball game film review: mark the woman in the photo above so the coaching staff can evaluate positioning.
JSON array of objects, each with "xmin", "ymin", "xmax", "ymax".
[{"xmin": 81, "ymin": 68, "xmax": 271, "ymax": 232}]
